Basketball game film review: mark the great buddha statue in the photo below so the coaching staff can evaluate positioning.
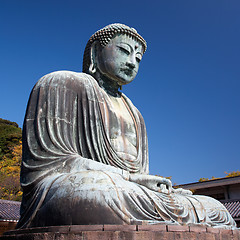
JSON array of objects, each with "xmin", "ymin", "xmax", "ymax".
[{"xmin": 17, "ymin": 23, "xmax": 236, "ymax": 229}]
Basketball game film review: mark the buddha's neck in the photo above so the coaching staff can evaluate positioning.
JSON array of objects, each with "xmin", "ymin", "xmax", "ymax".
[{"xmin": 94, "ymin": 71, "xmax": 122, "ymax": 97}]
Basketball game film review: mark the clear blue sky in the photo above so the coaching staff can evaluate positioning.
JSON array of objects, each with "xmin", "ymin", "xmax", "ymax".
[{"xmin": 1, "ymin": 0, "xmax": 239, "ymax": 184}]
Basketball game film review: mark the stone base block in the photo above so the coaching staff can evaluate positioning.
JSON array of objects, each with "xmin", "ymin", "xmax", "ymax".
[{"xmin": 1, "ymin": 224, "xmax": 240, "ymax": 240}]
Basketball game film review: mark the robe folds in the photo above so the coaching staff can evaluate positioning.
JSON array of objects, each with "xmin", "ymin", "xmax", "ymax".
[{"xmin": 17, "ymin": 71, "xmax": 236, "ymax": 228}]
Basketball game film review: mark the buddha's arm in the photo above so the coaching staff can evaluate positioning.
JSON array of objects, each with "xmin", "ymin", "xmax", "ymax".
[
  {"xmin": 72, "ymin": 155, "xmax": 174, "ymax": 194},
  {"xmin": 72, "ymin": 155, "xmax": 130, "ymax": 180},
  {"xmin": 75, "ymin": 156, "xmax": 175, "ymax": 194}
]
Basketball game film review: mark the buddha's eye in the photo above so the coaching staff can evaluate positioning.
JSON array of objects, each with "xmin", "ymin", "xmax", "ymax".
[
  {"xmin": 136, "ymin": 54, "xmax": 142, "ymax": 63},
  {"xmin": 136, "ymin": 57, "xmax": 141, "ymax": 63},
  {"xmin": 118, "ymin": 46, "xmax": 130, "ymax": 55}
]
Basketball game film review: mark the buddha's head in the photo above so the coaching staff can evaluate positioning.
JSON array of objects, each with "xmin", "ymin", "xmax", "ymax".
[{"xmin": 83, "ymin": 23, "xmax": 147, "ymax": 88}]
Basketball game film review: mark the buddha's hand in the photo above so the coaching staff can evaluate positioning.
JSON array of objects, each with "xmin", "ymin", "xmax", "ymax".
[
  {"xmin": 172, "ymin": 188, "xmax": 193, "ymax": 195},
  {"xmin": 129, "ymin": 174, "xmax": 173, "ymax": 194}
]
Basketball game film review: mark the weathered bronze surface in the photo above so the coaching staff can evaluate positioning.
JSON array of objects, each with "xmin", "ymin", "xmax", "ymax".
[{"xmin": 17, "ymin": 23, "xmax": 236, "ymax": 229}]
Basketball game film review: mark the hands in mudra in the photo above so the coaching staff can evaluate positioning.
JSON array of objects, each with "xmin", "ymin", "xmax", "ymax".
[
  {"xmin": 129, "ymin": 174, "xmax": 192, "ymax": 195},
  {"xmin": 129, "ymin": 174, "xmax": 173, "ymax": 193}
]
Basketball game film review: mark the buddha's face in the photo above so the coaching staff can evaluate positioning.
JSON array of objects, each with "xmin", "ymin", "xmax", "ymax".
[{"xmin": 96, "ymin": 34, "xmax": 143, "ymax": 86}]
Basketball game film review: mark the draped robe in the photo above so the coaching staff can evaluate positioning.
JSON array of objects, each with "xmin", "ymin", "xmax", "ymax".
[{"xmin": 17, "ymin": 71, "xmax": 236, "ymax": 228}]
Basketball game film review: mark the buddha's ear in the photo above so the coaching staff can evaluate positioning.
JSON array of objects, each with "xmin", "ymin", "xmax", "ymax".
[{"xmin": 89, "ymin": 41, "xmax": 98, "ymax": 74}]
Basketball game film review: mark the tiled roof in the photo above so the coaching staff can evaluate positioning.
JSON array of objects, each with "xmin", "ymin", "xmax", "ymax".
[
  {"xmin": 0, "ymin": 199, "xmax": 21, "ymax": 221},
  {"xmin": 223, "ymin": 200, "xmax": 240, "ymax": 218},
  {"xmin": 178, "ymin": 175, "xmax": 240, "ymax": 190}
]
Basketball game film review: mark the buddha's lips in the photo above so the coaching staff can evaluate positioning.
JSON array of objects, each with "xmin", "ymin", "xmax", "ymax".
[{"xmin": 121, "ymin": 68, "xmax": 136, "ymax": 76}]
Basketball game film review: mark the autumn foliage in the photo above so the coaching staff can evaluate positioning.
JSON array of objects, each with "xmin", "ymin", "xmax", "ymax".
[
  {"xmin": 0, "ymin": 141, "xmax": 22, "ymax": 201},
  {"xmin": 199, "ymin": 171, "xmax": 240, "ymax": 182},
  {"xmin": 0, "ymin": 118, "xmax": 22, "ymax": 201}
]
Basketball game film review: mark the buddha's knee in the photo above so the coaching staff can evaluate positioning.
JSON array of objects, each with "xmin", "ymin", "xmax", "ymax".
[{"xmin": 32, "ymin": 171, "xmax": 124, "ymax": 225}]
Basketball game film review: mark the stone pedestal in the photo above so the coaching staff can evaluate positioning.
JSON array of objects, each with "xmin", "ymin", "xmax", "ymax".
[{"xmin": 1, "ymin": 224, "xmax": 240, "ymax": 240}]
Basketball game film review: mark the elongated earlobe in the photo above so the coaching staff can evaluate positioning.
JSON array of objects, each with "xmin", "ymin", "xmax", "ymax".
[
  {"xmin": 89, "ymin": 42, "xmax": 97, "ymax": 74},
  {"xmin": 89, "ymin": 62, "xmax": 96, "ymax": 74}
]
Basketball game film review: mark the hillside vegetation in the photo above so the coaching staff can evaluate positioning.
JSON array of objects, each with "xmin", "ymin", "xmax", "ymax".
[
  {"xmin": 0, "ymin": 118, "xmax": 22, "ymax": 159},
  {"xmin": 0, "ymin": 118, "xmax": 22, "ymax": 201}
]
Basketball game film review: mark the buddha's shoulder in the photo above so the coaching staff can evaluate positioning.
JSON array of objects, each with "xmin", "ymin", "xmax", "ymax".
[{"xmin": 35, "ymin": 70, "xmax": 97, "ymax": 89}]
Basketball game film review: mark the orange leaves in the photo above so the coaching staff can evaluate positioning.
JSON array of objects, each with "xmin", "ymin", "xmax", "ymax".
[
  {"xmin": 224, "ymin": 171, "xmax": 240, "ymax": 178},
  {"xmin": 198, "ymin": 170, "xmax": 240, "ymax": 182},
  {"xmin": 0, "ymin": 141, "xmax": 22, "ymax": 201}
]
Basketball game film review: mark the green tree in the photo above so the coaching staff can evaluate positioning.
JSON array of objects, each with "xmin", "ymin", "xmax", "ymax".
[{"xmin": 0, "ymin": 118, "xmax": 22, "ymax": 160}]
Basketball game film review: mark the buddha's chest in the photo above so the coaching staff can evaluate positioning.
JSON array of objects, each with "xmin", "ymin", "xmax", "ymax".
[{"xmin": 104, "ymin": 95, "xmax": 137, "ymax": 159}]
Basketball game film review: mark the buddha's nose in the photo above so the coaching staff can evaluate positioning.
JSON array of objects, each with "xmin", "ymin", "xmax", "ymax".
[
  {"xmin": 126, "ymin": 62, "xmax": 136, "ymax": 69},
  {"xmin": 126, "ymin": 54, "xmax": 137, "ymax": 69}
]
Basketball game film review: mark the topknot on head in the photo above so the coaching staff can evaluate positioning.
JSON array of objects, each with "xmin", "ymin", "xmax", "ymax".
[{"xmin": 88, "ymin": 23, "xmax": 146, "ymax": 52}]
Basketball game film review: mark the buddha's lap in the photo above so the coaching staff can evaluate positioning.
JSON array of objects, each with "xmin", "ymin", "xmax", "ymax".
[
  {"xmin": 31, "ymin": 170, "xmax": 231, "ymax": 226},
  {"xmin": 41, "ymin": 170, "xmax": 225, "ymax": 213}
]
